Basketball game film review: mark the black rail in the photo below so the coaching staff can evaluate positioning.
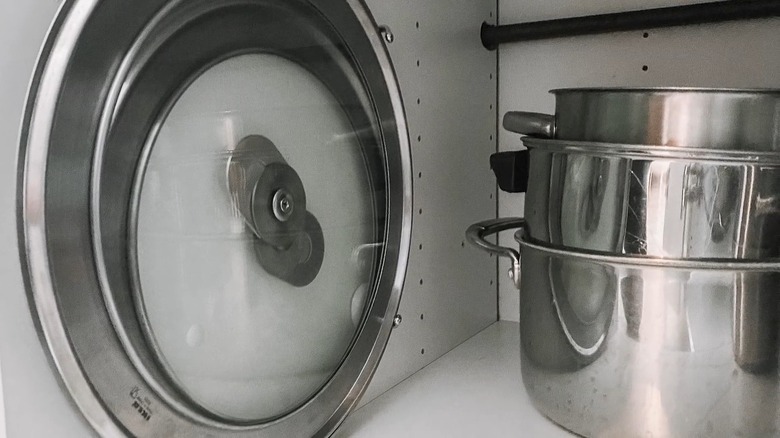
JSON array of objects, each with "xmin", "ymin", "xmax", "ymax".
[{"xmin": 481, "ymin": 0, "xmax": 780, "ymax": 50}]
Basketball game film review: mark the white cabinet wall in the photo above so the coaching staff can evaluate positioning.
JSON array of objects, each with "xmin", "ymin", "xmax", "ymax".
[{"xmin": 358, "ymin": 0, "xmax": 499, "ymax": 405}]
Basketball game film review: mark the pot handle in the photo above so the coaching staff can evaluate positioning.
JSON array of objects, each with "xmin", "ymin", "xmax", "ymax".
[
  {"xmin": 503, "ymin": 111, "xmax": 555, "ymax": 138},
  {"xmin": 465, "ymin": 217, "xmax": 525, "ymax": 288}
]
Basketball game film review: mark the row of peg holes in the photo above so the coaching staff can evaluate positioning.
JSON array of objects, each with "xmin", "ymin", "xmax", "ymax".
[
  {"xmin": 414, "ymin": 18, "xmax": 425, "ymax": 358},
  {"xmin": 413, "ymin": 11, "xmax": 496, "ymax": 357}
]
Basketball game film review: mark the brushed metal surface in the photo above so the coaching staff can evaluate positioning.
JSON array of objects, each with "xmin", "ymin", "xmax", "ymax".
[
  {"xmin": 468, "ymin": 219, "xmax": 780, "ymax": 437},
  {"xmin": 515, "ymin": 234, "xmax": 780, "ymax": 438},
  {"xmin": 505, "ymin": 88, "xmax": 780, "ymax": 150},
  {"xmin": 522, "ymin": 137, "xmax": 780, "ymax": 260},
  {"xmin": 0, "ymin": 1, "xmax": 96, "ymax": 436}
]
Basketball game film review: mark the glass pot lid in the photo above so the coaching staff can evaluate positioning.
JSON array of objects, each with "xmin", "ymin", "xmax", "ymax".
[
  {"xmin": 134, "ymin": 53, "xmax": 381, "ymax": 421},
  {"xmin": 18, "ymin": 0, "xmax": 411, "ymax": 436}
]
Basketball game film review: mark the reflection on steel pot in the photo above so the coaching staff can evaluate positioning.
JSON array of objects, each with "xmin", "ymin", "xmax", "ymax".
[
  {"xmin": 520, "ymin": 138, "xmax": 780, "ymax": 259},
  {"xmin": 466, "ymin": 218, "xmax": 780, "ymax": 438},
  {"xmin": 503, "ymin": 87, "xmax": 780, "ymax": 150}
]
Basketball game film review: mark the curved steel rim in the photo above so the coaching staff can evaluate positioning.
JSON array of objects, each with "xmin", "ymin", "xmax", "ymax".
[
  {"xmin": 515, "ymin": 231, "xmax": 780, "ymax": 271},
  {"xmin": 18, "ymin": 0, "xmax": 412, "ymax": 436},
  {"xmin": 550, "ymin": 86, "xmax": 780, "ymax": 95},
  {"xmin": 17, "ymin": 0, "xmax": 127, "ymax": 436},
  {"xmin": 521, "ymin": 137, "xmax": 780, "ymax": 163}
]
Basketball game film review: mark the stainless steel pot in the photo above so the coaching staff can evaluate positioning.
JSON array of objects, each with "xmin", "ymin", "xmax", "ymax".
[
  {"xmin": 519, "ymin": 138, "xmax": 780, "ymax": 258},
  {"xmin": 504, "ymin": 87, "xmax": 780, "ymax": 150},
  {"xmin": 478, "ymin": 87, "xmax": 780, "ymax": 436},
  {"xmin": 467, "ymin": 218, "xmax": 780, "ymax": 438}
]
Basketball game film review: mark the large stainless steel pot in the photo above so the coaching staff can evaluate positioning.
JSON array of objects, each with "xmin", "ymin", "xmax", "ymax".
[
  {"xmin": 474, "ymin": 87, "xmax": 780, "ymax": 437},
  {"xmin": 467, "ymin": 218, "xmax": 780, "ymax": 438},
  {"xmin": 503, "ymin": 87, "xmax": 780, "ymax": 150}
]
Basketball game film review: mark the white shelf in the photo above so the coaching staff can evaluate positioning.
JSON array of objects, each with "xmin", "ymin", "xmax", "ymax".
[{"xmin": 335, "ymin": 322, "xmax": 573, "ymax": 438}]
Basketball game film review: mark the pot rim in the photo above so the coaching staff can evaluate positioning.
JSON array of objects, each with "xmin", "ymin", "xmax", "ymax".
[
  {"xmin": 515, "ymin": 232, "xmax": 780, "ymax": 271},
  {"xmin": 520, "ymin": 137, "xmax": 780, "ymax": 163},
  {"xmin": 550, "ymin": 86, "xmax": 780, "ymax": 95}
]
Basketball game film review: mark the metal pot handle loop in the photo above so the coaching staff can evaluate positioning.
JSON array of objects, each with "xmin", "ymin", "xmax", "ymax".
[
  {"xmin": 503, "ymin": 111, "xmax": 555, "ymax": 138},
  {"xmin": 465, "ymin": 217, "xmax": 525, "ymax": 288}
]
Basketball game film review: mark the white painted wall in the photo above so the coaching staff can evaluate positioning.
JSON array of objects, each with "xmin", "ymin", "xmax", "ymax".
[
  {"xmin": 497, "ymin": 1, "xmax": 780, "ymax": 321},
  {"xmin": 1, "ymin": 359, "xmax": 5, "ymax": 438},
  {"xmin": 360, "ymin": 0, "xmax": 500, "ymax": 404}
]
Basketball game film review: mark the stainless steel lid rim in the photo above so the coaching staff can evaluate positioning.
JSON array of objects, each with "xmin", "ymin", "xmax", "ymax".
[
  {"xmin": 521, "ymin": 137, "xmax": 780, "ymax": 163},
  {"xmin": 18, "ymin": 0, "xmax": 411, "ymax": 436},
  {"xmin": 18, "ymin": 0, "xmax": 131, "ymax": 435}
]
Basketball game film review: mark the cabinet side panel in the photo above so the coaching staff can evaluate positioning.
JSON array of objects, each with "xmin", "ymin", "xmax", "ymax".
[{"xmin": 360, "ymin": 0, "xmax": 499, "ymax": 404}]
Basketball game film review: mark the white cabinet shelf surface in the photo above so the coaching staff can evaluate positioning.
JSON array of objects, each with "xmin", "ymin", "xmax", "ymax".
[{"xmin": 336, "ymin": 322, "xmax": 572, "ymax": 438}]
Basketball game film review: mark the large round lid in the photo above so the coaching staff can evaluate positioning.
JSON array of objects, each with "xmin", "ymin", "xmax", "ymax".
[{"xmin": 18, "ymin": 0, "xmax": 411, "ymax": 436}]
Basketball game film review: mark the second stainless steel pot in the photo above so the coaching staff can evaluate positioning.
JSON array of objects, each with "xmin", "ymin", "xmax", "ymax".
[
  {"xmin": 466, "ymin": 218, "xmax": 780, "ymax": 438},
  {"xmin": 503, "ymin": 87, "xmax": 780, "ymax": 150},
  {"xmin": 517, "ymin": 137, "xmax": 780, "ymax": 258}
]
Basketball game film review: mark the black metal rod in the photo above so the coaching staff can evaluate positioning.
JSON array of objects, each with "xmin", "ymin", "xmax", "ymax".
[{"xmin": 482, "ymin": 0, "xmax": 780, "ymax": 50}]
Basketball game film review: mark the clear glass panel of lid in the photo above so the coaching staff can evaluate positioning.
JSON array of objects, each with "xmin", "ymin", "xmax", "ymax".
[{"xmin": 133, "ymin": 53, "xmax": 383, "ymax": 421}]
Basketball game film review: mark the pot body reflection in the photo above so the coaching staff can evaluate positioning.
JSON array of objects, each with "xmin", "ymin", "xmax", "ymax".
[
  {"xmin": 517, "ymin": 237, "xmax": 780, "ymax": 438},
  {"xmin": 523, "ymin": 138, "xmax": 780, "ymax": 260}
]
